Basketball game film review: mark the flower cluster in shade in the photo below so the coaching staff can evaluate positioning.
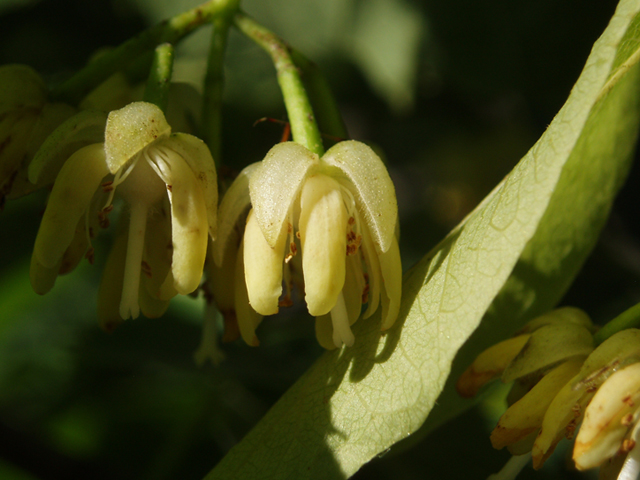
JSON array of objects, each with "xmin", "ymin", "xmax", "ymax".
[
  {"xmin": 30, "ymin": 101, "xmax": 217, "ymax": 329},
  {"xmin": 212, "ymin": 141, "xmax": 402, "ymax": 349},
  {"xmin": 457, "ymin": 307, "xmax": 640, "ymax": 480}
]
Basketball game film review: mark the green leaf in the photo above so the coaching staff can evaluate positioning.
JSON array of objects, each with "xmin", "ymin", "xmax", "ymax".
[{"xmin": 208, "ymin": 1, "xmax": 640, "ymax": 478}]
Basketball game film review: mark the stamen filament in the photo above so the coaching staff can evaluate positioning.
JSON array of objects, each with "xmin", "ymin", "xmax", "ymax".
[{"xmin": 119, "ymin": 201, "xmax": 148, "ymax": 319}]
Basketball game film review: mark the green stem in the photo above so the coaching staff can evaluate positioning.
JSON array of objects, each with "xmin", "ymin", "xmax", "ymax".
[
  {"xmin": 202, "ymin": 2, "xmax": 239, "ymax": 164},
  {"xmin": 291, "ymin": 50, "xmax": 348, "ymax": 141},
  {"xmin": 233, "ymin": 12, "xmax": 324, "ymax": 156},
  {"xmin": 594, "ymin": 301, "xmax": 640, "ymax": 344},
  {"xmin": 50, "ymin": 0, "xmax": 239, "ymax": 105},
  {"xmin": 143, "ymin": 43, "xmax": 174, "ymax": 112}
]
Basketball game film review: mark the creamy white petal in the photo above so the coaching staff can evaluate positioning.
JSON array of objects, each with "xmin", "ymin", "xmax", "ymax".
[
  {"xmin": 97, "ymin": 229, "xmax": 127, "ymax": 332},
  {"xmin": 104, "ymin": 102, "xmax": 170, "ymax": 174},
  {"xmin": 34, "ymin": 143, "xmax": 108, "ymax": 268},
  {"xmin": 379, "ymin": 235, "xmax": 402, "ymax": 330},
  {"xmin": 235, "ymin": 239, "xmax": 263, "ymax": 346},
  {"xmin": 249, "ymin": 142, "xmax": 317, "ymax": 248},
  {"xmin": 243, "ymin": 209, "xmax": 287, "ymax": 316},
  {"xmin": 322, "ymin": 141, "xmax": 397, "ymax": 253},
  {"xmin": 214, "ymin": 162, "xmax": 260, "ymax": 266},
  {"xmin": 360, "ymin": 223, "xmax": 381, "ymax": 319},
  {"xmin": 153, "ymin": 148, "xmax": 208, "ymax": 294},
  {"xmin": 299, "ymin": 174, "xmax": 348, "ymax": 316},
  {"xmin": 160, "ymin": 133, "xmax": 218, "ymax": 239}
]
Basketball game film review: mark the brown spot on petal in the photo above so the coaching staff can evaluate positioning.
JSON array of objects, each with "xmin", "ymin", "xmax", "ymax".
[
  {"xmin": 623, "ymin": 395, "xmax": 635, "ymax": 407},
  {"xmin": 166, "ymin": 184, "xmax": 172, "ymax": 192},
  {"xmin": 85, "ymin": 247, "xmax": 95, "ymax": 265},
  {"xmin": 622, "ymin": 439, "xmax": 636, "ymax": 453},
  {"xmin": 622, "ymin": 413, "xmax": 635, "ymax": 426}
]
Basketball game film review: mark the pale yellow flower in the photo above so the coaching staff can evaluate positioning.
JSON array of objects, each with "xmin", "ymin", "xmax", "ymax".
[
  {"xmin": 214, "ymin": 140, "xmax": 401, "ymax": 348},
  {"xmin": 30, "ymin": 101, "xmax": 217, "ymax": 327}
]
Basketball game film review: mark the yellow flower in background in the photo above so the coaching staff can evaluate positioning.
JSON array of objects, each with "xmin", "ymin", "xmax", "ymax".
[
  {"xmin": 30, "ymin": 101, "xmax": 217, "ymax": 328},
  {"xmin": 214, "ymin": 140, "xmax": 401, "ymax": 349},
  {"xmin": 0, "ymin": 64, "xmax": 76, "ymax": 205}
]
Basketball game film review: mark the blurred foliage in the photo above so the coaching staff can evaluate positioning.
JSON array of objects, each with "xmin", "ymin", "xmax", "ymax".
[{"xmin": 0, "ymin": 0, "xmax": 637, "ymax": 479}]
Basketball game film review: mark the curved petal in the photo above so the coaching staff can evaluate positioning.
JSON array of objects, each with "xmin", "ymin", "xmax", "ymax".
[
  {"xmin": 0, "ymin": 111, "xmax": 38, "ymax": 197},
  {"xmin": 249, "ymin": 142, "xmax": 317, "ymax": 247},
  {"xmin": 159, "ymin": 133, "xmax": 218, "ymax": 239},
  {"xmin": 34, "ymin": 143, "xmax": 108, "ymax": 268},
  {"xmin": 315, "ymin": 314, "xmax": 337, "ymax": 350},
  {"xmin": 344, "ymin": 253, "xmax": 365, "ymax": 326},
  {"xmin": 214, "ymin": 162, "xmax": 259, "ymax": 266},
  {"xmin": 360, "ymin": 221, "xmax": 381, "ymax": 319},
  {"xmin": 142, "ymin": 197, "xmax": 173, "ymax": 299},
  {"xmin": 29, "ymin": 252, "xmax": 62, "ymax": 295},
  {"xmin": 299, "ymin": 174, "xmax": 348, "ymax": 317},
  {"xmin": 235, "ymin": 239, "xmax": 263, "ymax": 346},
  {"xmin": 322, "ymin": 141, "xmax": 397, "ymax": 253},
  {"xmin": 379, "ymin": 235, "xmax": 402, "ymax": 330},
  {"xmin": 153, "ymin": 149, "xmax": 208, "ymax": 294},
  {"xmin": 243, "ymin": 209, "xmax": 287, "ymax": 316},
  {"xmin": 29, "ymin": 109, "xmax": 107, "ymax": 186},
  {"xmin": 104, "ymin": 102, "xmax": 170, "ymax": 174}
]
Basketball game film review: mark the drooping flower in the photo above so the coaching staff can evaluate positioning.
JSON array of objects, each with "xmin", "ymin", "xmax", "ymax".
[
  {"xmin": 214, "ymin": 140, "xmax": 402, "ymax": 349},
  {"xmin": 0, "ymin": 64, "xmax": 76, "ymax": 205},
  {"xmin": 30, "ymin": 101, "xmax": 217, "ymax": 328},
  {"xmin": 459, "ymin": 310, "xmax": 640, "ymax": 480}
]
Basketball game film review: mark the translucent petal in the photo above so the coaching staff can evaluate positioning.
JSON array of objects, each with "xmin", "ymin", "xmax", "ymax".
[
  {"xmin": 243, "ymin": 209, "xmax": 287, "ymax": 316},
  {"xmin": 0, "ymin": 111, "xmax": 38, "ymax": 194},
  {"xmin": 29, "ymin": 109, "xmax": 107, "ymax": 185},
  {"xmin": 29, "ymin": 251, "xmax": 61, "ymax": 295},
  {"xmin": 214, "ymin": 162, "xmax": 260, "ymax": 266},
  {"xmin": 142, "ymin": 197, "xmax": 173, "ymax": 299},
  {"xmin": 315, "ymin": 314, "xmax": 337, "ymax": 350},
  {"xmin": 154, "ymin": 149, "xmax": 208, "ymax": 295},
  {"xmin": 456, "ymin": 334, "xmax": 530, "ymax": 398},
  {"xmin": 360, "ymin": 222, "xmax": 381, "ymax": 319},
  {"xmin": 235, "ymin": 239, "xmax": 263, "ymax": 346},
  {"xmin": 139, "ymin": 281, "xmax": 171, "ymax": 319},
  {"xmin": 208, "ymin": 230, "xmax": 237, "ymax": 317},
  {"xmin": 58, "ymin": 218, "xmax": 89, "ymax": 275},
  {"xmin": 299, "ymin": 174, "xmax": 348, "ymax": 316},
  {"xmin": 518, "ymin": 307, "xmax": 595, "ymax": 334},
  {"xmin": 34, "ymin": 143, "xmax": 108, "ymax": 268},
  {"xmin": 501, "ymin": 321, "xmax": 594, "ymax": 383},
  {"xmin": 250, "ymin": 142, "xmax": 317, "ymax": 247},
  {"xmin": 322, "ymin": 140, "xmax": 397, "ymax": 253},
  {"xmin": 160, "ymin": 133, "xmax": 217, "ymax": 239},
  {"xmin": 104, "ymin": 102, "xmax": 170, "ymax": 174},
  {"xmin": 379, "ymin": 234, "xmax": 402, "ymax": 330}
]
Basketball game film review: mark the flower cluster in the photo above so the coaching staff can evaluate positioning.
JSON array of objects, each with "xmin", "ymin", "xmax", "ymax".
[
  {"xmin": 30, "ymin": 101, "xmax": 217, "ymax": 329},
  {"xmin": 458, "ymin": 308, "xmax": 640, "ymax": 480},
  {"xmin": 213, "ymin": 141, "xmax": 402, "ymax": 348}
]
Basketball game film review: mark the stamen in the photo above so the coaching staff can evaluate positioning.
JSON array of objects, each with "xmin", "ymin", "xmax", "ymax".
[
  {"xmin": 487, "ymin": 453, "xmax": 531, "ymax": 480},
  {"xmin": 119, "ymin": 202, "xmax": 148, "ymax": 320},
  {"xmin": 330, "ymin": 291, "xmax": 355, "ymax": 348}
]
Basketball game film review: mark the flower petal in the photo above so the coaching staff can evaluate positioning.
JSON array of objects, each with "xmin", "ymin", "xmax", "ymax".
[
  {"xmin": 29, "ymin": 251, "xmax": 62, "ymax": 295},
  {"xmin": 0, "ymin": 64, "xmax": 46, "ymax": 110},
  {"xmin": 235, "ymin": 239, "xmax": 263, "ymax": 346},
  {"xmin": 379, "ymin": 234, "xmax": 402, "ymax": 330},
  {"xmin": 160, "ymin": 133, "xmax": 218, "ymax": 239},
  {"xmin": 34, "ymin": 143, "xmax": 108, "ymax": 268},
  {"xmin": 97, "ymin": 228, "xmax": 127, "ymax": 332},
  {"xmin": 250, "ymin": 142, "xmax": 317, "ymax": 248},
  {"xmin": 104, "ymin": 102, "xmax": 170, "ymax": 174},
  {"xmin": 142, "ymin": 197, "xmax": 173, "ymax": 299},
  {"xmin": 214, "ymin": 162, "xmax": 260, "ymax": 266},
  {"xmin": 29, "ymin": 109, "xmax": 107, "ymax": 186},
  {"xmin": 299, "ymin": 174, "xmax": 348, "ymax": 316},
  {"xmin": 243, "ymin": 208, "xmax": 287, "ymax": 316},
  {"xmin": 315, "ymin": 314, "xmax": 337, "ymax": 350},
  {"xmin": 154, "ymin": 149, "xmax": 209, "ymax": 295},
  {"xmin": 322, "ymin": 140, "xmax": 397, "ymax": 253}
]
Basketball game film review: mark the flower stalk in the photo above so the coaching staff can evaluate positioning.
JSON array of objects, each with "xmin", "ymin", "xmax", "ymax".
[
  {"xmin": 233, "ymin": 12, "xmax": 324, "ymax": 155},
  {"xmin": 143, "ymin": 43, "xmax": 174, "ymax": 112},
  {"xmin": 594, "ymin": 301, "xmax": 640, "ymax": 345}
]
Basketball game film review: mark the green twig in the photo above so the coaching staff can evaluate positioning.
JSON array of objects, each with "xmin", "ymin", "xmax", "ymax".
[
  {"xmin": 143, "ymin": 43, "xmax": 174, "ymax": 112},
  {"xmin": 291, "ymin": 50, "xmax": 348, "ymax": 141},
  {"xmin": 51, "ymin": 0, "xmax": 239, "ymax": 105},
  {"xmin": 594, "ymin": 301, "xmax": 640, "ymax": 344},
  {"xmin": 233, "ymin": 12, "xmax": 324, "ymax": 156},
  {"xmin": 202, "ymin": 2, "xmax": 240, "ymax": 164}
]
